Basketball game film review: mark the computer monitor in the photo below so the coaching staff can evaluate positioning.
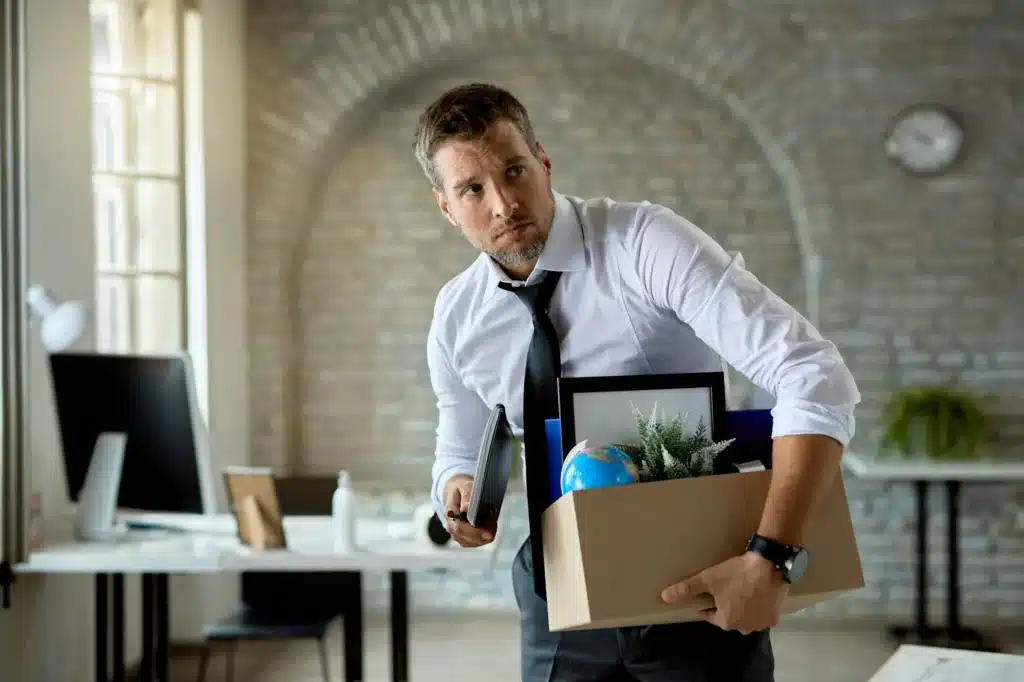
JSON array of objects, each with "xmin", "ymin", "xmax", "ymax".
[{"xmin": 47, "ymin": 351, "xmax": 218, "ymax": 540}]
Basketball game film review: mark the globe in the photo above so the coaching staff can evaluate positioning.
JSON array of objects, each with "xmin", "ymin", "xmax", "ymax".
[{"xmin": 560, "ymin": 444, "xmax": 640, "ymax": 494}]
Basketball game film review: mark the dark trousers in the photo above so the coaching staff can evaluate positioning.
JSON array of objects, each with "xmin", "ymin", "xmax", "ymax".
[{"xmin": 512, "ymin": 538, "xmax": 775, "ymax": 682}]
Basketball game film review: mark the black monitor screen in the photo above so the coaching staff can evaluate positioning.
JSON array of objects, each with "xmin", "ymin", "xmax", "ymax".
[{"xmin": 48, "ymin": 352, "xmax": 206, "ymax": 514}]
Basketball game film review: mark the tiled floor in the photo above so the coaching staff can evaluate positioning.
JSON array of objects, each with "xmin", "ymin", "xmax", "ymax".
[{"xmin": 173, "ymin": 613, "xmax": 1023, "ymax": 682}]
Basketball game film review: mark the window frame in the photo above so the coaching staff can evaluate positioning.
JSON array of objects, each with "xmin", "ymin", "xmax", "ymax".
[
  {"xmin": 1, "ymin": 0, "xmax": 29, "ymax": 577},
  {"xmin": 89, "ymin": 0, "xmax": 189, "ymax": 355}
]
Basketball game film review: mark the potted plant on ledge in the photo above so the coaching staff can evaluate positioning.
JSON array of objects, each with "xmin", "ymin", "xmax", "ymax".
[{"xmin": 880, "ymin": 385, "xmax": 988, "ymax": 460}]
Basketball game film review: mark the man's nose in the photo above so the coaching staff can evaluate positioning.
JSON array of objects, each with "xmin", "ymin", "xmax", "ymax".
[{"xmin": 491, "ymin": 188, "xmax": 518, "ymax": 219}]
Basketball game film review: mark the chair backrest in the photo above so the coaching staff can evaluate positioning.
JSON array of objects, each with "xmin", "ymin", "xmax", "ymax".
[
  {"xmin": 274, "ymin": 476, "xmax": 339, "ymax": 516},
  {"xmin": 240, "ymin": 474, "xmax": 361, "ymax": 617}
]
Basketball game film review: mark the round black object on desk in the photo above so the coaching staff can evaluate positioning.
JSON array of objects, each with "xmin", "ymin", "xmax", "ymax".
[{"xmin": 426, "ymin": 513, "xmax": 451, "ymax": 546}]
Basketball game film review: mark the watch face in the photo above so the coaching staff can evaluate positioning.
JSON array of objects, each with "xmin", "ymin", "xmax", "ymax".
[{"xmin": 786, "ymin": 549, "xmax": 809, "ymax": 583}]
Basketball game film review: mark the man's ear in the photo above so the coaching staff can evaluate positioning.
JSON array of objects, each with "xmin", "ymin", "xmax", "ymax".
[
  {"xmin": 433, "ymin": 187, "xmax": 459, "ymax": 227},
  {"xmin": 535, "ymin": 142, "xmax": 552, "ymax": 176}
]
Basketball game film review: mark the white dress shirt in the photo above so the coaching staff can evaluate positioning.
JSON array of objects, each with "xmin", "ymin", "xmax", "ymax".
[{"xmin": 426, "ymin": 190, "xmax": 861, "ymax": 521}]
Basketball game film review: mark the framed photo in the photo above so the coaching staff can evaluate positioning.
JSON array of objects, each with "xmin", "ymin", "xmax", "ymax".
[
  {"xmin": 557, "ymin": 372, "xmax": 728, "ymax": 459},
  {"xmin": 222, "ymin": 466, "xmax": 287, "ymax": 551}
]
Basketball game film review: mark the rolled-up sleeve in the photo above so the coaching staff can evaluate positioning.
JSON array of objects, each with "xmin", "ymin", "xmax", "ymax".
[
  {"xmin": 631, "ymin": 205, "xmax": 860, "ymax": 446},
  {"xmin": 426, "ymin": 311, "xmax": 491, "ymax": 522}
]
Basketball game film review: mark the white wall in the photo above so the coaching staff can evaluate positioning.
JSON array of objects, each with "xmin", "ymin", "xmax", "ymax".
[
  {"xmin": 0, "ymin": 3, "xmax": 99, "ymax": 680},
  {"xmin": 0, "ymin": 0, "xmax": 247, "ymax": 680}
]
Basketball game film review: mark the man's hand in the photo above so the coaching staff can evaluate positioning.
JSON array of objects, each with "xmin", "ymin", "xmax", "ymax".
[
  {"xmin": 442, "ymin": 474, "xmax": 495, "ymax": 548},
  {"xmin": 661, "ymin": 552, "xmax": 788, "ymax": 635}
]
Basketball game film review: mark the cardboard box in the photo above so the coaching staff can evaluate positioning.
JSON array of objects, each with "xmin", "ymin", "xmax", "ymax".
[{"xmin": 541, "ymin": 468, "xmax": 864, "ymax": 631}]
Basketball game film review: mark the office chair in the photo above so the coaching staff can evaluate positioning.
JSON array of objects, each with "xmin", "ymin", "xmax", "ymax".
[{"xmin": 196, "ymin": 476, "xmax": 363, "ymax": 682}]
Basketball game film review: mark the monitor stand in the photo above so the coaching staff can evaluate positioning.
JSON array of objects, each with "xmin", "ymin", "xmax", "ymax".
[{"xmin": 74, "ymin": 432, "xmax": 128, "ymax": 542}]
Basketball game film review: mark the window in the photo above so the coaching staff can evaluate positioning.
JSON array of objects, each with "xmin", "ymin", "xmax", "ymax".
[{"xmin": 89, "ymin": 0, "xmax": 193, "ymax": 356}]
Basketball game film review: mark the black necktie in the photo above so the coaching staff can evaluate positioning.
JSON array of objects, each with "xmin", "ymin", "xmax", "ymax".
[{"xmin": 498, "ymin": 270, "xmax": 562, "ymax": 600}]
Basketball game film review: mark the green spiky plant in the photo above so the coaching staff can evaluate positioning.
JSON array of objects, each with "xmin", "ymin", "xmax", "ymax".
[
  {"xmin": 612, "ymin": 403, "xmax": 735, "ymax": 482},
  {"xmin": 880, "ymin": 386, "xmax": 988, "ymax": 460}
]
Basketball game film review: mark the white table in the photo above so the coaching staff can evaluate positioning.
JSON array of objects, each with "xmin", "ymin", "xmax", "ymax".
[
  {"xmin": 15, "ymin": 512, "xmax": 506, "ymax": 682},
  {"xmin": 868, "ymin": 644, "xmax": 1024, "ymax": 681},
  {"xmin": 843, "ymin": 451, "xmax": 1024, "ymax": 653}
]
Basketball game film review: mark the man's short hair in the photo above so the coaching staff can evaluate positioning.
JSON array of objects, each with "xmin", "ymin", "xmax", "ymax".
[{"xmin": 413, "ymin": 82, "xmax": 539, "ymax": 190}]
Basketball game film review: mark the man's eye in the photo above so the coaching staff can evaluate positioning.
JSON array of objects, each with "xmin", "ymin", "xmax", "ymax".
[
  {"xmin": 462, "ymin": 184, "xmax": 482, "ymax": 196},
  {"xmin": 507, "ymin": 165, "xmax": 525, "ymax": 177}
]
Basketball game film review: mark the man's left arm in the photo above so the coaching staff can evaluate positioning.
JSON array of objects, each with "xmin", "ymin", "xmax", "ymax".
[
  {"xmin": 756, "ymin": 433, "xmax": 843, "ymax": 547},
  {"xmin": 631, "ymin": 205, "xmax": 860, "ymax": 623}
]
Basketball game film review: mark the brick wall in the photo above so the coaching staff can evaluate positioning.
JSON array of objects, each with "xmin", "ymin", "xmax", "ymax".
[{"xmin": 246, "ymin": 0, "xmax": 1024, "ymax": 623}]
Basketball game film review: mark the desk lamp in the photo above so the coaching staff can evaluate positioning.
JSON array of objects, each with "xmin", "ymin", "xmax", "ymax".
[
  {"xmin": 26, "ymin": 285, "xmax": 86, "ymax": 352},
  {"xmin": 27, "ymin": 286, "xmax": 118, "ymax": 541}
]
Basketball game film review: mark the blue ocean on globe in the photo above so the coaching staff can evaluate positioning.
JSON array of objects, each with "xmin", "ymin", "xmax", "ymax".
[{"xmin": 560, "ymin": 444, "xmax": 640, "ymax": 494}]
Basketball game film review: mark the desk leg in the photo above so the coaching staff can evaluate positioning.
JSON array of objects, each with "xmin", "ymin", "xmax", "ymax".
[
  {"xmin": 113, "ymin": 574, "xmax": 125, "ymax": 682},
  {"xmin": 156, "ymin": 573, "xmax": 169, "ymax": 682},
  {"xmin": 344, "ymin": 573, "xmax": 364, "ymax": 682},
  {"xmin": 390, "ymin": 571, "xmax": 408, "ymax": 682},
  {"xmin": 95, "ymin": 574, "xmax": 127, "ymax": 682},
  {"xmin": 942, "ymin": 481, "xmax": 994, "ymax": 651},
  {"xmin": 96, "ymin": 575, "xmax": 108, "ymax": 682},
  {"xmin": 887, "ymin": 481, "xmax": 997, "ymax": 652},
  {"xmin": 139, "ymin": 573, "xmax": 170, "ymax": 682},
  {"xmin": 141, "ymin": 574, "xmax": 154, "ymax": 682},
  {"xmin": 889, "ymin": 481, "xmax": 937, "ymax": 644}
]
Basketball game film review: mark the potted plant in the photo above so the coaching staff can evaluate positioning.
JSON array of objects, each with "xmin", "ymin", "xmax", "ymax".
[
  {"xmin": 613, "ymin": 404, "xmax": 735, "ymax": 482},
  {"xmin": 880, "ymin": 385, "xmax": 988, "ymax": 460}
]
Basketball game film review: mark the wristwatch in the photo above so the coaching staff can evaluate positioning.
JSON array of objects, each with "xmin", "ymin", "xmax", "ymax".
[{"xmin": 746, "ymin": 534, "xmax": 809, "ymax": 584}]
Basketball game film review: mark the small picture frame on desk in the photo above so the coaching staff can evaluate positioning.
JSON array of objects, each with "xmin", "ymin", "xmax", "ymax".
[{"xmin": 222, "ymin": 466, "xmax": 287, "ymax": 552}]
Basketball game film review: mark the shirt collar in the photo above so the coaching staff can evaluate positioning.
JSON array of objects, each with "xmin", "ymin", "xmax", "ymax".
[{"xmin": 483, "ymin": 190, "xmax": 588, "ymax": 297}]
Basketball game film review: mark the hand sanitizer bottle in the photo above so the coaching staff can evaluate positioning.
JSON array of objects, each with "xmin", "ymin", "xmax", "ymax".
[{"xmin": 332, "ymin": 470, "xmax": 357, "ymax": 552}]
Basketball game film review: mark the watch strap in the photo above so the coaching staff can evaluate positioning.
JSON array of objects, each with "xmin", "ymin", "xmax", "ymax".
[{"xmin": 747, "ymin": 534, "xmax": 801, "ymax": 575}]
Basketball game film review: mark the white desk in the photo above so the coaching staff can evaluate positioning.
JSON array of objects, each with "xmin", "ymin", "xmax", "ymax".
[
  {"xmin": 843, "ymin": 451, "xmax": 1024, "ymax": 653},
  {"xmin": 16, "ymin": 513, "xmax": 501, "ymax": 574},
  {"xmin": 868, "ymin": 644, "xmax": 1024, "ymax": 682},
  {"xmin": 15, "ymin": 512, "xmax": 508, "ymax": 682},
  {"xmin": 843, "ymin": 451, "xmax": 1024, "ymax": 482}
]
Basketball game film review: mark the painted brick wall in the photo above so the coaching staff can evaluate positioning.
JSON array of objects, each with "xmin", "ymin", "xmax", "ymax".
[{"xmin": 245, "ymin": 0, "xmax": 1024, "ymax": 623}]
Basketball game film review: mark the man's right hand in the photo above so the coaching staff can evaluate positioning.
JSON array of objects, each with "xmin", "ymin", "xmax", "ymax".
[{"xmin": 443, "ymin": 474, "xmax": 496, "ymax": 548}]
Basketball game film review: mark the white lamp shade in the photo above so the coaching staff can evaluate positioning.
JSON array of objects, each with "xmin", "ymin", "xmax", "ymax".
[
  {"xmin": 27, "ymin": 285, "xmax": 87, "ymax": 352},
  {"xmin": 41, "ymin": 300, "xmax": 87, "ymax": 352}
]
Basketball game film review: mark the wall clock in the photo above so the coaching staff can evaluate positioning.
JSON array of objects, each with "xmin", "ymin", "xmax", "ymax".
[{"xmin": 883, "ymin": 103, "xmax": 965, "ymax": 176}]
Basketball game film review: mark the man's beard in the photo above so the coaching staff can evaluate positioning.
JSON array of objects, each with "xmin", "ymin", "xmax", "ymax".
[{"xmin": 486, "ymin": 231, "xmax": 547, "ymax": 266}]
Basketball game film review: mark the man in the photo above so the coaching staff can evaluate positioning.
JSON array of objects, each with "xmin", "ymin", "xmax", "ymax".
[{"xmin": 416, "ymin": 82, "xmax": 860, "ymax": 681}]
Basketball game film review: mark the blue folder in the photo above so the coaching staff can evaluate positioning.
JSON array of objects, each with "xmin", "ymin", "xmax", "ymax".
[
  {"xmin": 543, "ymin": 409, "xmax": 774, "ymax": 508},
  {"xmin": 544, "ymin": 419, "xmax": 564, "ymax": 509}
]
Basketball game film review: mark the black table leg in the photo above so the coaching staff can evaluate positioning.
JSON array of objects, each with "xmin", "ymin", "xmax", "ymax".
[
  {"xmin": 942, "ymin": 481, "xmax": 993, "ymax": 651},
  {"xmin": 113, "ymin": 574, "xmax": 125, "ymax": 682},
  {"xmin": 140, "ymin": 573, "xmax": 170, "ymax": 682},
  {"xmin": 390, "ymin": 570, "xmax": 408, "ymax": 682},
  {"xmin": 889, "ymin": 480, "xmax": 934, "ymax": 644},
  {"xmin": 888, "ymin": 480, "xmax": 997, "ymax": 652},
  {"xmin": 140, "ymin": 574, "xmax": 154, "ymax": 682},
  {"xmin": 155, "ymin": 573, "xmax": 169, "ymax": 682},
  {"xmin": 914, "ymin": 479, "xmax": 928, "ymax": 634},
  {"xmin": 96, "ymin": 574, "xmax": 108, "ymax": 682},
  {"xmin": 95, "ymin": 573, "xmax": 127, "ymax": 682},
  {"xmin": 947, "ymin": 480, "xmax": 960, "ymax": 633},
  {"xmin": 344, "ymin": 573, "xmax": 364, "ymax": 681}
]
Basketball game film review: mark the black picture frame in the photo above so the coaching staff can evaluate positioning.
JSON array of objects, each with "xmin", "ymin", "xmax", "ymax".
[{"xmin": 557, "ymin": 372, "xmax": 728, "ymax": 460}]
